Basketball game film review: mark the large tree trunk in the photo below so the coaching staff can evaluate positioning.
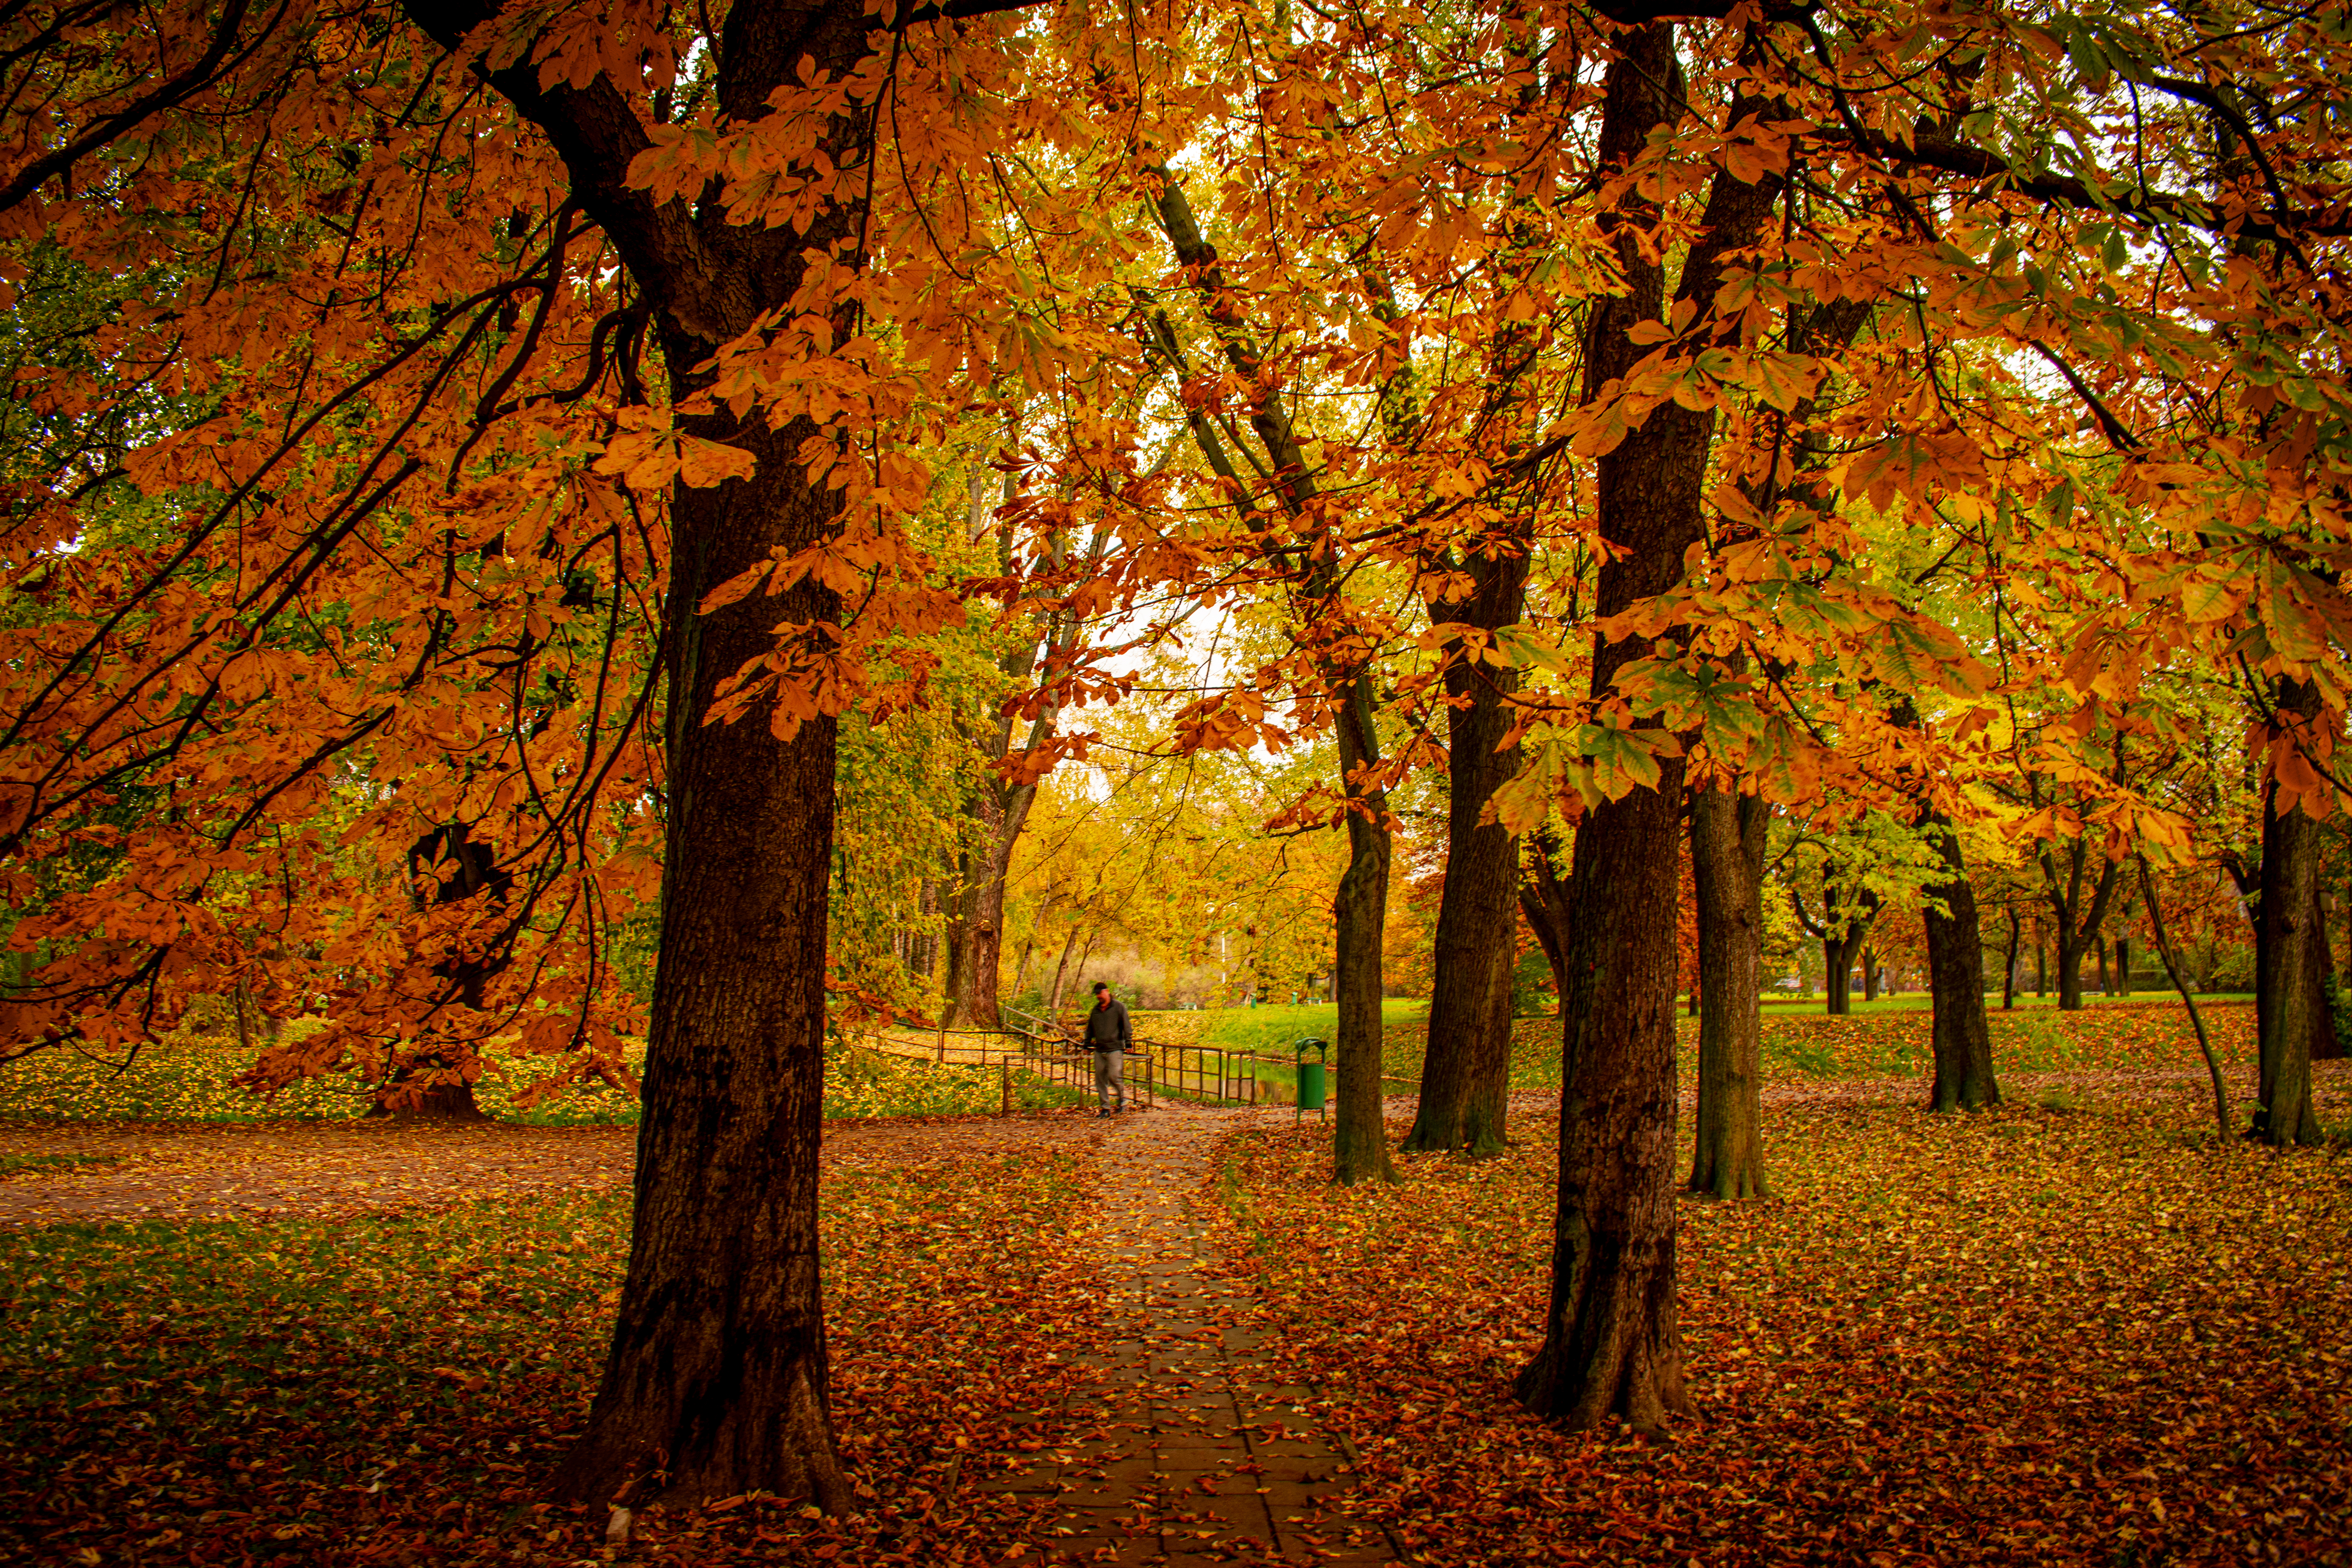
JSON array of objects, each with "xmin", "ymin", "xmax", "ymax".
[
  {"xmin": 942, "ymin": 470, "xmax": 1062, "ymax": 1033},
  {"xmin": 1517, "ymin": 759, "xmax": 1692, "ymax": 1428},
  {"xmin": 941, "ymin": 809, "xmax": 997, "ymax": 1029},
  {"xmin": 2255, "ymin": 679, "xmax": 2325, "ymax": 1147},
  {"xmin": 394, "ymin": 0, "xmax": 885, "ymax": 1507},
  {"xmin": 554, "ymin": 382, "xmax": 854, "ymax": 1505},
  {"xmin": 1519, "ymin": 22, "xmax": 1773, "ymax": 1430},
  {"xmin": 1922, "ymin": 816, "xmax": 1999, "ymax": 1111},
  {"xmin": 1688, "ymin": 787, "xmax": 1768, "ymax": 1199},
  {"xmin": 1406, "ymin": 553, "xmax": 1528, "ymax": 1156},
  {"xmin": 1332, "ymin": 673, "xmax": 1396, "ymax": 1186}
]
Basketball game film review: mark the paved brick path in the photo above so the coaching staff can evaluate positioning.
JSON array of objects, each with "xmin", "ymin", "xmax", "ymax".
[{"xmin": 984, "ymin": 1105, "xmax": 1394, "ymax": 1565}]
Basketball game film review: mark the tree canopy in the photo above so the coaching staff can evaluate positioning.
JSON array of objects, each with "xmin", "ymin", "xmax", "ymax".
[{"xmin": 4, "ymin": 0, "xmax": 2350, "ymax": 1505}]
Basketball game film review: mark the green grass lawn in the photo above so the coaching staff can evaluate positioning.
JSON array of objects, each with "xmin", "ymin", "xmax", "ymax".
[
  {"xmin": 1151, "ymin": 992, "xmax": 2261, "ymax": 1096},
  {"xmin": 1190, "ymin": 998, "xmax": 1427, "ymax": 1056}
]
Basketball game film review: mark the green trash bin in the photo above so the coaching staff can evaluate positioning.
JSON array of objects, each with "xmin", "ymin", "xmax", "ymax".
[{"xmin": 1294, "ymin": 1038, "xmax": 1329, "ymax": 1123}]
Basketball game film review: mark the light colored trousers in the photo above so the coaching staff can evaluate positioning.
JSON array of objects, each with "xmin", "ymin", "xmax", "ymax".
[{"xmin": 1093, "ymin": 1049, "xmax": 1125, "ymax": 1111}]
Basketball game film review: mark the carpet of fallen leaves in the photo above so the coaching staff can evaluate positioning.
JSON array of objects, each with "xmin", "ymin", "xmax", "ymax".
[
  {"xmin": 1456, "ymin": 998, "xmax": 2262, "ymax": 1098},
  {"xmin": 4, "ymin": 1003, "xmax": 2344, "ymax": 1566},
  {"xmin": 0, "ymin": 1146, "xmax": 1116, "ymax": 1565},
  {"xmin": 1209, "ymin": 1069, "xmax": 2352, "ymax": 1566}
]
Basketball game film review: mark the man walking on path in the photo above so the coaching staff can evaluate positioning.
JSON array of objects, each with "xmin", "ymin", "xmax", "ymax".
[{"xmin": 1084, "ymin": 982, "xmax": 1132, "ymax": 1114}]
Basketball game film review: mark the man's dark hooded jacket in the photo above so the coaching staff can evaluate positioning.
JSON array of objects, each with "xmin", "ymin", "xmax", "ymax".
[{"xmin": 1083, "ymin": 995, "xmax": 1132, "ymax": 1052}]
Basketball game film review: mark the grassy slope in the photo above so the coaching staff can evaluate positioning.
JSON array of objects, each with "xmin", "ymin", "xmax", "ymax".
[{"xmin": 0, "ymin": 1031, "xmax": 1093, "ymax": 1125}]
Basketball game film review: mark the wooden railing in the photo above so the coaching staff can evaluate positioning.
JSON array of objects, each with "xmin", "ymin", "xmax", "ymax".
[{"xmin": 857, "ymin": 1007, "xmax": 1420, "ymax": 1114}]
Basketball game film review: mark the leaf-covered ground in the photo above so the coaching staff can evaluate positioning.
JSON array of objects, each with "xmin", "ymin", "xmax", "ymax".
[
  {"xmin": 0, "ymin": 1146, "xmax": 1113, "ymax": 1565},
  {"xmin": 2, "ymin": 1004, "xmax": 2343, "ymax": 1564},
  {"xmin": 1209, "ymin": 1068, "xmax": 2352, "ymax": 1566},
  {"xmin": 1416, "ymin": 997, "xmax": 2265, "ymax": 1098}
]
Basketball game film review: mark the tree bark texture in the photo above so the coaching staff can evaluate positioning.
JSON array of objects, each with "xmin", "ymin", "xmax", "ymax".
[
  {"xmin": 2057, "ymin": 936, "xmax": 2085, "ymax": 1008},
  {"xmin": 1519, "ymin": 22, "xmax": 1776, "ymax": 1430},
  {"xmin": 1521, "ymin": 825, "xmax": 1575, "ymax": 1011},
  {"xmin": 1408, "ymin": 550, "xmax": 1530, "ymax": 1156},
  {"xmin": 1688, "ymin": 787, "xmax": 1768, "ymax": 1199},
  {"xmin": 1332, "ymin": 673, "xmax": 1396, "ymax": 1185},
  {"xmin": 1821, "ymin": 934, "xmax": 1855, "ymax": 1014},
  {"xmin": 1517, "ymin": 757, "xmax": 1691, "ymax": 1430},
  {"xmin": 1921, "ymin": 816, "xmax": 1999, "ymax": 1111},
  {"xmin": 2002, "ymin": 906, "xmax": 2020, "ymax": 1010},
  {"xmin": 2308, "ymin": 880, "xmax": 2345, "ymax": 1060},
  {"xmin": 397, "ymin": 0, "xmax": 882, "ymax": 1508},
  {"xmin": 2256, "ymin": 678, "xmax": 2325, "ymax": 1146},
  {"xmin": 1046, "ymin": 924, "xmax": 1082, "ymax": 1013}
]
